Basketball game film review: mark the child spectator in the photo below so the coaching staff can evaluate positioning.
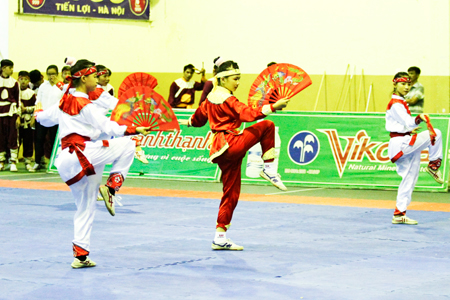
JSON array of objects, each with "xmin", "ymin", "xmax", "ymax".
[
  {"xmin": 18, "ymin": 71, "xmax": 36, "ymax": 171},
  {"xmin": 61, "ymin": 66, "xmax": 71, "ymax": 85},
  {"xmin": 0, "ymin": 59, "xmax": 20, "ymax": 172},
  {"xmin": 29, "ymin": 69, "xmax": 44, "ymax": 94},
  {"xmin": 33, "ymin": 65, "xmax": 63, "ymax": 170}
]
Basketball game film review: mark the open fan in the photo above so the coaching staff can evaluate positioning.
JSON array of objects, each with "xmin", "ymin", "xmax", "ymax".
[
  {"xmin": 111, "ymin": 86, "xmax": 179, "ymax": 132},
  {"xmin": 118, "ymin": 72, "xmax": 158, "ymax": 98},
  {"xmin": 248, "ymin": 63, "xmax": 312, "ymax": 108}
]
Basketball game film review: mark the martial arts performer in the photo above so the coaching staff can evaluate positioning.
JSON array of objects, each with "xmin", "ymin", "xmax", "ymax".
[
  {"xmin": 386, "ymin": 72, "xmax": 444, "ymax": 225},
  {"xmin": 36, "ymin": 59, "xmax": 151, "ymax": 268},
  {"xmin": 63, "ymin": 59, "xmax": 148, "ymax": 164},
  {"xmin": 182, "ymin": 60, "xmax": 289, "ymax": 250}
]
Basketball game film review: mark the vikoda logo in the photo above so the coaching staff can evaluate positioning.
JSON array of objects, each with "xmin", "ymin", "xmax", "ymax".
[{"xmin": 317, "ymin": 129, "xmax": 389, "ymax": 178}]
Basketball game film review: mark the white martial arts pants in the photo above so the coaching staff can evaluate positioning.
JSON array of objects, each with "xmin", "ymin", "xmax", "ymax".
[
  {"xmin": 55, "ymin": 137, "xmax": 135, "ymax": 252},
  {"xmin": 394, "ymin": 129, "xmax": 442, "ymax": 212}
]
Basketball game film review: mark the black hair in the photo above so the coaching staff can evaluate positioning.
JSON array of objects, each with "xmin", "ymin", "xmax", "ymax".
[
  {"xmin": 18, "ymin": 71, "xmax": 30, "ymax": 78},
  {"xmin": 217, "ymin": 60, "xmax": 240, "ymax": 85},
  {"xmin": 46, "ymin": 64, "xmax": 58, "ymax": 74},
  {"xmin": 62, "ymin": 66, "xmax": 71, "ymax": 72},
  {"xmin": 96, "ymin": 65, "xmax": 107, "ymax": 73},
  {"xmin": 407, "ymin": 66, "xmax": 421, "ymax": 75},
  {"xmin": 29, "ymin": 70, "xmax": 42, "ymax": 84},
  {"xmin": 107, "ymin": 68, "xmax": 112, "ymax": 76},
  {"xmin": 392, "ymin": 72, "xmax": 410, "ymax": 94},
  {"xmin": 213, "ymin": 56, "xmax": 220, "ymax": 72},
  {"xmin": 1, "ymin": 59, "xmax": 13, "ymax": 68},
  {"xmin": 184, "ymin": 64, "xmax": 195, "ymax": 72},
  {"xmin": 70, "ymin": 59, "xmax": 95, "ymax": 88},
  {"xmin": 267, "ymin": 62, "xmax": 277, "ymax": 67}
]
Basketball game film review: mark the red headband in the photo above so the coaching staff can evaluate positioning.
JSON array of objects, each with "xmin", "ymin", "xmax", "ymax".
[
  {"xmin": 64, "ymin": 66, "xmax": 97, "ymax": 95},
  {"xmin": 71, "ymin": 66, "xmax": 97, "ymax": 79},
  {"xmin": 393, "ymin": 77, "xmax": 411, "ymax": 83},
  {"xmin": 97, "ymin": 70, "xmax": 108, "ymax": 77}
]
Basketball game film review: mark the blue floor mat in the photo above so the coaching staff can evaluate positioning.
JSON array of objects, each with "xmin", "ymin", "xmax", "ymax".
[{"xmin": 0, "ymin": 187, "xmax": 449, "ymax": 300}]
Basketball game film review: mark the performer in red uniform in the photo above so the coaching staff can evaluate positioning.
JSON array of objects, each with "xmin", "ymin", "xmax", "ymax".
[
  {"xmin": 0, "ymin": 59, "xmax": 20, "ymax": 172},
  {"xmin": 183, "ymin": 60, "xmax": 289, "ymax": 250}
]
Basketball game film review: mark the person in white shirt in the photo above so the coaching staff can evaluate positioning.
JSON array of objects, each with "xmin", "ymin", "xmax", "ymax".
[
  {"xmin": 35, "ymin": 59, "xmax": 151, "ymax": 269},
  {"xmin": 386, "ymin": 72, "xmax": 443, "ymax": 225},
  {"xmin": 33, "ymin": 65, "xmax": 63, "ymax": 170}
]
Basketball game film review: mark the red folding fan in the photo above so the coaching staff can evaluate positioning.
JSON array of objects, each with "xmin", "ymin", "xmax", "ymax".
[
  {"xmin": 111, "ymin": 86, "xmax": 179, "ymax": 132},
  {"xmin": 248, "ymin": 63, "xmax": 312, "ymax": 108},
  {"xmin": 118, "ymin": 72, "xmax": 158, "ymax": 98}
]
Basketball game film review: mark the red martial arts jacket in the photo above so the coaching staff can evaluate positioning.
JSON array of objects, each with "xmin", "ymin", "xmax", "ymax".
[{"xmin": 189, "ymin": 86, "xmax": 274, "ymax": 162}]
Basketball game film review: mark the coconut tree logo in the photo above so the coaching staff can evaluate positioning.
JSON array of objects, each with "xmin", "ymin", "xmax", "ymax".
[{"xmin": 288, "ymin": 131, "xmax": 320, "ymax": 165}]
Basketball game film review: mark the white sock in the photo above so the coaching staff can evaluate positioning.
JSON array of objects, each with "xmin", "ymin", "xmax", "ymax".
[
  {"xmin": 214, "ymin": 231, "xmax": 226, "ymax": 243},
  {"xmin": 264, "ymin": 161, "xmax": 277, "ymax": 175}
]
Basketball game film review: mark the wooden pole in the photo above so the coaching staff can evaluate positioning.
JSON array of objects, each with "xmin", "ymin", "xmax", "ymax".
[
  {"xmin": 356, "ymin": 69, "xmax": 363, "ymax": 111},
  {"xmin": 365, "ymin": 83, "xmax": 373, "ymax": 112},
  {"xmin": 314, "ymin": 71, "xmax": 326, "ymax": 111},
  {"xmin": 324, "ymin": 72, "xmax": 328, "ymax": 111},
  {"xmin": 335, "ymin": 64, "xmax": 350, "ymax": 111},
  {"xmin": 352, "ymin": 65, "xmax": 357, "ymax": 112},
  {"xmin": 340, "ymin": 68, "xmax": 353, "ymax": 111}
]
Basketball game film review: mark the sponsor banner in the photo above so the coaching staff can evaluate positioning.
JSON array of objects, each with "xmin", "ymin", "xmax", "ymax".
[
  {"xmin": 242, "ymin": 112, "xmax": 450, "ymax": 192},
  {"xmin": 48, "ymin": 110, "xmax": 221, "ymax": 181},
  {"xmin": 23, "ymin": 0, "xmax": 149, "ymax": 21},
  {"xmin": 49, "ymin": 111, "xmax": 449, "ymax": 191}
]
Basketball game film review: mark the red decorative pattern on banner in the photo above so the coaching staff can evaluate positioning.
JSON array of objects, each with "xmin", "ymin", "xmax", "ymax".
[
  {"xmin": 22, "ymin": 0, "xmax": 150, "ymax": 21},
  {"xmin": 25, "ymin": 0, "xmax": 45, "ymax": 9},
  {"xmin": 130, "ymin": 0, "xmax": 148, "ymax": 16}
]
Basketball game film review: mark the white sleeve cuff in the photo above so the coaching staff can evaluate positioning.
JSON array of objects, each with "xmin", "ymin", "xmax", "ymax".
[{"xmin": 262, "ymin": 104, "xmax": 273, "ymax": 116}]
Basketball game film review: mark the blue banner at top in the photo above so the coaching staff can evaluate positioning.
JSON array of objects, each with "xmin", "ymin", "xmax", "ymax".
[{"xmin": 23, "ymin": 0, "xmax": 150, "ymax": 21}]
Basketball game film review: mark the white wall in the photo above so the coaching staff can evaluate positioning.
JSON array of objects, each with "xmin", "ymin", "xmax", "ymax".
[
  {"xmin": 8, "ymin": 0, "xmax": 450, "ymax": 76},
  {"xmin": 0, "ymin": 0, "xmax": 9, "ymax": 59}
]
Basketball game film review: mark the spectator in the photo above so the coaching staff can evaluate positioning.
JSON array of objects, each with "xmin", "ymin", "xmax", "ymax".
[
  {"xmin": 405, "ymin": 66, "xmax": 424, "ymax": 114},
  {"xmin": 96, "ymin": 65, "xmax": 114, "ymax": 96},
  {"xmin": 168, "ymin": 64, "xmax": 206, "ymax": 109},
  {"xmin": 61, "ymin": 66, "xmax": 71, "ymax": 85},
  {"xmin": 18, "ymin": 71, "xmax": 37, "ymax": 172},
  {"xmin": 33, "ymin": 65, "xmax": 63, "ymax": 170},
  {"xmin": 29, "ymin": 69, "xmax": 44, "ymax": 94},
  {"xmin": 0, "ymin": 59, "xmax": 20, "ymax": 172},
  {"xmin": 199, "ymin": 56, "xmax": 221, "ymax": 105}
]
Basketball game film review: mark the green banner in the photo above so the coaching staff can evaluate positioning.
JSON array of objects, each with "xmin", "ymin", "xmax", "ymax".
[
  {"xmin": 242, "ymin": 112, "xmax": 449, "ymax": 192},
  {"xmin": 48, "ymin": 110, "xmax": 221, "ymax": 181},
  {"xmin": 49, "ymin": 111, "xmax": 449, "ymax": 191}
]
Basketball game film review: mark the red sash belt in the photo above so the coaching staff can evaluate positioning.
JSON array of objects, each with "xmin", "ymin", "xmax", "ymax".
[
  {"xmin": 389, "ymin": 132, "xmax": 411, "ymax": 138},
  {"xmin": 213, "ymin": 129, "xmax": 240, "ymax": 135},
  {"xmin": 389, "ymin": 132, "xmax": 417, "ymax": 163},
  {"xmin": 61, "ymin": 133, "xmax": 96, "ymax": 186}
]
